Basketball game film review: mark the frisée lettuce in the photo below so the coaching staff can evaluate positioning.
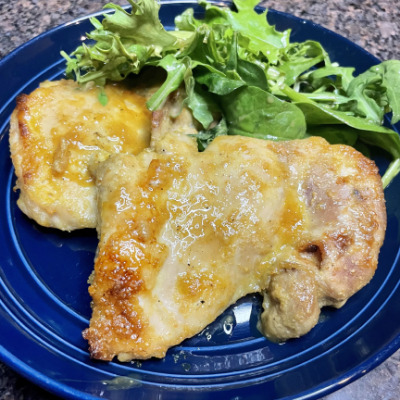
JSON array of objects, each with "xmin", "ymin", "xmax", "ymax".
[{"xmin": 61, "ymin": 0, "xmax": 400, "ymax": 187}]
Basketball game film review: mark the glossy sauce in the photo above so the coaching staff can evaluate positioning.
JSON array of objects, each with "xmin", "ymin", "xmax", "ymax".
[{"xmin": 17, "ymin": 79, "xmax": 151, "ymax": 186}]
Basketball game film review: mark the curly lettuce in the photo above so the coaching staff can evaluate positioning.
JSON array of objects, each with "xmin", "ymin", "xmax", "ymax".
[{"xmin": 62, "ymin": 0, "xmax": 400, "ymax": 188}]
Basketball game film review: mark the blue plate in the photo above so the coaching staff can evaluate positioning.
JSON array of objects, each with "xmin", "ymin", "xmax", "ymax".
[{"xmin": 0, "ymin": 1, "xmax": 400, "ymax": 399}]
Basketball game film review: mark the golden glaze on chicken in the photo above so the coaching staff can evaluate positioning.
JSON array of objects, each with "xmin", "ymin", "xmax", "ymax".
[
  {"xmin": 9, "ymin": 79, "xmax": 152, "ymax": 231},
  {"xmin": 84, "ymin": 133, "xmax": 386, "ymax": 361}
]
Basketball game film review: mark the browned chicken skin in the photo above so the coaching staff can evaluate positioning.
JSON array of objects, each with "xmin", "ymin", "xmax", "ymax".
[{"xmin": 84, "ymin": 133, "xmax": 386, "ymax": 361}]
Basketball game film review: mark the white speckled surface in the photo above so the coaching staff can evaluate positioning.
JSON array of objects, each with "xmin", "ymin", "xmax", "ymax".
[{"xmin": 0, "ymin": 1, "xmax": 399, "ymax": 399}]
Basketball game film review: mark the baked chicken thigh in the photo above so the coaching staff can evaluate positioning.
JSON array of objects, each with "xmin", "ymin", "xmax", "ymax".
[
  {"xmin": 9, "ymin": 79, "xmax": 152, "ymax": 230},
  {"xmin": 84, "ymin": 133, "xmax": 386, "ymax": 361}
]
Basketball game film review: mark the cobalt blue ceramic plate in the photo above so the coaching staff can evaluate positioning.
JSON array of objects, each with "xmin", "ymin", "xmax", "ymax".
[{"xmin": 0, "ymin": 1, "xmax": 400, "ymax": 399}]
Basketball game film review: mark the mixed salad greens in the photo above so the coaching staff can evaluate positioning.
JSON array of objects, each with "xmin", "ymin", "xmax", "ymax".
[{"xmin": 62, "ymin": 0, "xmax": 400, "ymax": 187}]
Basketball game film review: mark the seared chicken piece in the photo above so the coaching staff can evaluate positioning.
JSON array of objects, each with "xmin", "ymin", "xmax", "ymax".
[
  {"xmin": 84, "ymin": 133, "xmax": 386, "ymax": 361},
  {"xmin": 9, "ymin": 79, "xmax": 152, "ymax": 231}
]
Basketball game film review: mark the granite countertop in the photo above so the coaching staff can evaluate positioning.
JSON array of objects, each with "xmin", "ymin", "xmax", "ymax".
[{"xmin": 0, "ymin": 0, "xmax": 399, "ymax": 399}]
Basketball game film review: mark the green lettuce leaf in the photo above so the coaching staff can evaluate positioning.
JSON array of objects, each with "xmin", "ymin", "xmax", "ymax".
[
  {"xmin": 61, "ymin": 0, "xmax": 400, "ymax": 187},
  {"xmin": 193, "ymin": 0, "xmax": 290, "ymax": 64},
  {"xmin": 62, "ymin": 0, "xmax": 189, "ymax": 86},
  {"xmin": 221, "ymin": 86, "xmax": 307, "ymax": 140}
]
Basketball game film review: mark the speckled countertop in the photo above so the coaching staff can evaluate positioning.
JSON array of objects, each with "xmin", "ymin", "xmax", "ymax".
[{"xmin": 0, "ymin": 1, "xmax": 399, "ymax": 399}]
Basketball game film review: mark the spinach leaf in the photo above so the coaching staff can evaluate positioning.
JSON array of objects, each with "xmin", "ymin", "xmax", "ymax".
[
  {"xmin": 295, "ymin": 102, "xmax": 400, "ymax": 159},
  {"xmin": 221, "ymin": 86, "xmax": 307, "ymax": 140},
  {"xmin": 184, "ymin": 75, "xmax": 220, "ymax": 129}
]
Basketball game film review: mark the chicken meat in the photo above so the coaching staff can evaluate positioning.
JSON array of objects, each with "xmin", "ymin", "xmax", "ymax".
[
  {"xmin": 84, "ymin": 132, "xmax": 386, "ymax": 361},
  {"xmin": 9, "ymin": 79, "xmax": 153, "ymax": 231}
]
